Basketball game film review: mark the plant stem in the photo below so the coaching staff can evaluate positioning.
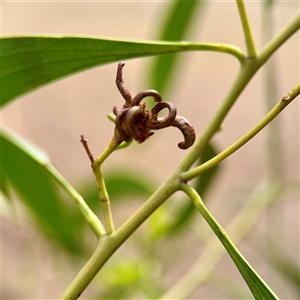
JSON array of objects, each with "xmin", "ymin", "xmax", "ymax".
[
  {"xmin": 235, "ymin": 0, "xmax": 257, "ymax": 58},
  {"xmin": 181, "ymin": 42, "xmax": 246, "ymax": 63},
  {"xmin": 181, "ymin": 84, "xmax": 299, "ymax": 182},
  {"xmin": 61, "ymin": 11, "xmax": 299, "ymax": 298},
  {"xmin": 93, "ymin": 141, "xmax": 119, "ymax": 234},
  {"xmin": 60, "ymin": 236, "xmax": 115, "ymax": 300},
  {"xmin": 48, "ymin": 165, "xmax": 105, "ymax": 238},
  {"xmin": 258, "ymin": 10, "xmax": 300, "ymax": 65},
  {"xmin": 176, "ymin": 11, "xmax": 300, "ymax": 174},
  {"xmin": 61, "ymin": 177, "xmax": 179, "ymax": 299},
  {"xmin": 176, "ymin": 62, "xmax": 256, "ymax": 173}
]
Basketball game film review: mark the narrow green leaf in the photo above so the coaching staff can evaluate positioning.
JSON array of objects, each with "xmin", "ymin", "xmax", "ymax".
[
  {"xmin": 0, "ymin": 127, "xmax": 84, "ymax": 253},
  {"xmin": 1, "ymin": 36, "xmax": 244, "ymax": 107},
  {"xmin": 222, "ymin": 238, "xmax": 279, "ymax": 299},
  {"xmin": 0, "ymin": 37, "xmax": 176, "ymax": 106},
  {"xmin": 149, "ymin": 0, "xmax": 205, "ymax": 95},
  {"xmin": 182, "ymin": 185, "xmax": 279, "ymax": 299}
]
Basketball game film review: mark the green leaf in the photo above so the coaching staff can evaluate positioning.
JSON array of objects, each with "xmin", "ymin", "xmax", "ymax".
[
  {"xmin": 224, "ymin": 244, "xmax": 279, "ymax": 299},
  {"xmin": 184, "ymin": 185, "xmax": 279, "ymax": 299},
  {"xmin": 1, "ymin": 36, "xmax": 244, "ymax": 107},
  {"xmin": 0, "ymin": 127, "xmax": 84, "ymax": 254},
  {"xmin": 1, "ymin": 36, "xmax": 178, "ymax": 106},
  {"xmin": 149, "ymin": 0, "xmax": 206, "ymax": 95},
  {"xmin": 96, "ymin": 257, "xmax": 162, "ymax": 299},
  {"xmin": 0, "ymin": 36, "xmax": 186, "ymax": 107}
]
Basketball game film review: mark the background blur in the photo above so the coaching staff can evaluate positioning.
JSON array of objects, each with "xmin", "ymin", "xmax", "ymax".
[{"xmin": 2, "ymin": 1, "xmax": 299, "ymax": 299}]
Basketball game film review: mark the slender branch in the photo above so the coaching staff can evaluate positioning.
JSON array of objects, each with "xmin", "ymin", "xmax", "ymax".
[
  {"xmin": 48, "ymin": 165, "xmax": 106, "ymax": 238},
  {"xmin": 80, "ymin": 135, "xmax": 94, "ymax": 165},
  {"xmin": 181, "ymin": 83, "xmax": 300, "ymax": 182},
  {"xmin": 61, "ymin": 178, "xmax": 180, "ymax": 299},
  {"xmin": 235, "ymin": 0, "xmax": 257, "ymax": 58},
  {"xmin": 175, "ymin": 11, "xmax": 299, "ymax": 174},
  {"xmin": 258, "ymin": 11, "xmax": 300, "ymax": 65},
  {"xmin": 61, "ymin": 11, "xmax": 299, "ymax": 299},
  {"xmin": 80, "ymin": 134, "xmax": 118, "ymax": 234},
  {"xmin": 180, "ymin": 42, "xmax": 246, "ymax": 63},
  {"xmin": 175, "ymin": 63, "xmax": 255, "ymax": 174},
  {"xmin": 61, "ymin": 236, "xmax": 116, "ymax": 300},
  {"xmin": 92, "ymin": 141, "xmax": 119, "ymax": 234}
]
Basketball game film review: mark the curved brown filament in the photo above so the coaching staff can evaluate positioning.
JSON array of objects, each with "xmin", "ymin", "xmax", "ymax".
[
  {"xmin": 151, "ymin": 102, "xmax": 177, "ymax": 129},
  {"xmin": 171, "ymin": 116, "xmax": 196, "ymax": 149},
  {"xmin": 116, "ymin": 62, "xmax": 132, "ymax": 108},
  {"xmin": 132, "ymin": 90, "xmax": 162, "ymax": 106}
]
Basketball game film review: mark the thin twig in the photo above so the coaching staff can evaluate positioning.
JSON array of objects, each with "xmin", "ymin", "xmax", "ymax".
[
  {"xmin": 235, "ymin": 0, "xmax": 257, "ymax": 58},
  {"xmin": 181, "ymin": 83, "xmax": 300, "ymax": 182},
  {"xmin": 80, "ymin": 134, "xmax": 94, "ymax": 165}
]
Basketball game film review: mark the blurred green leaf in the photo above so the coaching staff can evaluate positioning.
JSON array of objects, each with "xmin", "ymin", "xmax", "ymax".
[
  {"xmin": 149, "ymin": 0, "xmax": 205, "ymax": 95},
  {"xmin": 0, "ymin": 127, "xmax": 84, "ymax": 254},
  {"xmin": 97, "ymin": 257, "xmax": 162, "ymax": 299},
  {"xmin": 106, "ymin": 173, "xmax": 154, "ymax": 199},
  {"xmin": 1, "ymin": 166, "xmax": 11, "ymax": 199},
  {"xmin": 2, "ymin": 36, "xmax": 202, "ymax": 107}
]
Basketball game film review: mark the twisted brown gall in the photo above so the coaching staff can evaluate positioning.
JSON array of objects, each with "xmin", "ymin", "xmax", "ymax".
[{"xmin": 112, "ymin": 62, "xmax": 196, "ymax": 149}]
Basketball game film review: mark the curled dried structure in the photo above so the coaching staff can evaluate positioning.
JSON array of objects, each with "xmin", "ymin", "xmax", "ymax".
[{"xmin": 112, "ymin": 62, "xmax": 196, "ymax": 149}]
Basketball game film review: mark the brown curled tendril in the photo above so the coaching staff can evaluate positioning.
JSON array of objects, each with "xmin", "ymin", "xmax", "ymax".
[
  {"xmin": 116, "ymin": 62, "xmax": 132, "ymax": 108},
  {"xmin": 112, "ymin": 61, "xmax": 196, "ymax": 149},
  {"xmin": 171, "ymin": 116, "xmax": 196, "ymax": 149},
  {"xmin": 151, "ymin": 102, "xmax": 177, "ymax": 129},
  {"xmin": 132, "ymin": 90, "xmax": 162, "ymax": 106}
]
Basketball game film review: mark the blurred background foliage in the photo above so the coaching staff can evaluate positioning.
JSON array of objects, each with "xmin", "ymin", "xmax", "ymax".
[{"xmin": 1, "ymin": 1, "xmax": 299, "ymax": 299}]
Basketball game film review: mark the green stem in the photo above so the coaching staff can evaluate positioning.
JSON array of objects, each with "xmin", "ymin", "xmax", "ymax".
[
  {"xmin": 92, "ymin": 141, "xmax": 119, "ymax": 234},
  {"xmin": 48, "ymin": 165, "xmax": 105, "ymax": 238},
  {"xmin": 60, "ymin": 236, "xmax": 116, "ymax": 300},
  {"xmin": 258, "ymin": 10, "xmax": 300, "ymax": 64},
  {"xmin": 176, "ymin": 11, "xmax": 299, "ymax": 174},
  {"xmin": 176, "ymin": 62, "xmax": 256, "ymax": 173},
  {"xmin": 61, "ymin": 177, "xmax": 179, "ymax": 300},
  {"xmin": 61, "ymin": 11, "xmax": 299, "ymax": 299},
  {"xmin": 180, "ymin": 42, "xmax": 246, "ymax": 63},
  {"xmin": 181, "ymin": 84, "xmax": 300, "ymax": 182},
  {"xmin": 235, "ymin": 0, "xmax": 257, "ymax": 58}
]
